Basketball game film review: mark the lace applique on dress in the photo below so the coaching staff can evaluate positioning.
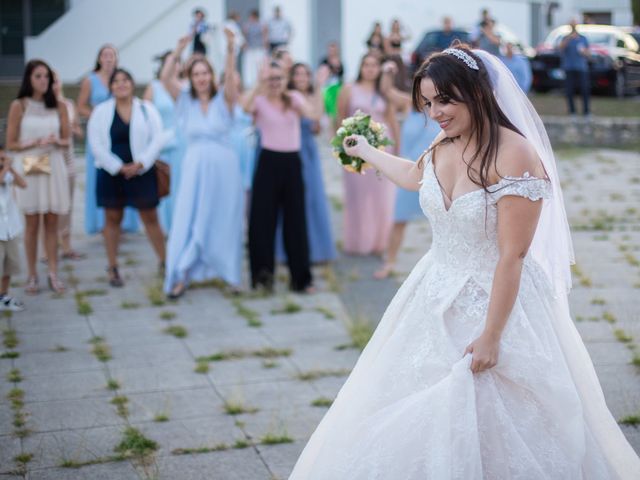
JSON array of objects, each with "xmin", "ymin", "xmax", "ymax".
[{"xmin": 488, "ymin": 172, "xmax": 552, "ymax": 204}]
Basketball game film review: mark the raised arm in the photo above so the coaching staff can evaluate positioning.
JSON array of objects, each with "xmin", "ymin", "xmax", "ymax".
[
  {"xmin": 76, "ymin": 76, "xmax": 93, "ymax": 118},
  {"xmin": 241, "ymin": 62, "xmax": 267, "ymax": 114},
  {"xmin": 160, "ymin": 35, "xmax": 191, "ymax": 100},
  {"xmin": 342, "ymin": 129, "xmax": 423, "ymax": 191},
  {"xmin": 222, "ymin": 27, "xmax": 238, "ymax": 108}
]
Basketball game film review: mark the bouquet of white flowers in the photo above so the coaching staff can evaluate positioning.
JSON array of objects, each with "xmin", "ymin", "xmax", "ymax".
[{"xmin": 330, "ymin": 110, "xmax": 393, "ymax": 174}]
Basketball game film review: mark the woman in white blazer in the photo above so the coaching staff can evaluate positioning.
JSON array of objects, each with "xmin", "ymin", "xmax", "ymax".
[{"xmin": 88, "ymin": 68, "xmax": 170, "ymax": 287}]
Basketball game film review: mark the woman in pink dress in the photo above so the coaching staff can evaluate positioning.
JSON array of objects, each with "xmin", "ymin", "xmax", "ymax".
[{"xmin": 337, "ymin": 53, "xmax": 399, "ymax": 256}]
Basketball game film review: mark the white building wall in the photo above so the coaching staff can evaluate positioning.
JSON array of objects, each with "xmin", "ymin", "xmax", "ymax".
[
  {"xmin": 341, "ymin": 0, "xmax": 531, "ymax": 81},
  {"xmin": 260, "ymin": 0, "xmax": 312, "ymax": 64},
  {"xmin": 26, "ymin": 0, "xmax": 224, "ymax": 83}
]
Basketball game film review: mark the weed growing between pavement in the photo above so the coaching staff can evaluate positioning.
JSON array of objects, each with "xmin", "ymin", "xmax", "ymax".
[
  {"xmin": 590, "ymin": 297, "xmax": 606, "ymax": 305},
  {"xmin": 51, "ymin": 344, "xmax": 69, "ymax": 352},
  {"xmin": 2, "ymin": 328, "xmax": 18, "ymax": 349},
  {"xmin": 163, "ymin": 325, "xmax": 188, "ymax": 338},
  {"xmin": 114, "ymin": 427, "xmax": 158, "ymax": 458},
  {"xmin": 159, "ymin": 310, "xmax": 176, "ymax": 320},
  {"xmin": 121, "ymin": 301, "xmax": 140, "ymax": 309},
  {"xmin": 311, "ymin": 397, "xmax": 333, "ymax": 407},
  {"xmin": 0, "ymin": 351, "xmax": 19, "ymax": 359},
  {"xmin": 7, "ymin": 368, "xmax": 22, "ymax": 382},
  {"xmin": 223, "ymin": 391, "xmax": 259, "ymax": 415},
  {"xmin": 106, "ymin": 379, "xmax": 120, "ymax": 390},
  {"xmin": 271, "ymin": 298, "xmax": 302, "ymax": 314},
  {"xmin": 75, "ymin": 292, "xmax": 93, "ymax": 315},
  {"xmin": 12, "ymin": 453, "xmax": 33, "ymax": 476},
  {"xmin": 570, "ymin": 263, "xmax": 592, "ymax": 287},
  {"xmin": 321, "ymin": 265, "xmax": 341, "ymax": 293},
  {"xmin": 153, "ymin": 413, "xmax": 169, "ymax": 422},
  {"xmin": 194, "ymin": 360, "xmax": 210, "ymax": 374},
  {"xmin": 89, "ymin": 337, "xmax": 112, "ymax": 362},
  {"xmin": 110, "ymin": 395, "xmax": 129, "ymax": 418},
  {"xmin": 296, "ymin": 368, "xmax": 351, "ymax": 381},
  {"xmin": 232, "ymin": 298, "xmax": 262, "ymax": 327},
  {"xmin": 7, "ymin": 387, "xmax": 30, "ymax": 438},
  {"xmin": 197, "ymin": 347, "xmax": 292, "ymax": 363},
  {"xmin": 602, "ymin": 312, "xmax": 617, "ymax": 324},
  {"xmin": 262, "ymin": 360, "xmax": 279, "ymax": 369},
  {"xmin": 614, "ymin": 329, "xmax": 633, "ymax": 343},
  {"xmin": 619, "ymin": 414, "xmax": 640, "ymax": 425},
  {"xmin": 314, "ymin": 306, "xmax": 336, "ymax": 319},
  {"xmin": 346, "ymin": 313, "xmax": 374, "ymax": 351},
  {"xmin": 146, "ymin": 282, "xmax": 166, "ymax": 306}
]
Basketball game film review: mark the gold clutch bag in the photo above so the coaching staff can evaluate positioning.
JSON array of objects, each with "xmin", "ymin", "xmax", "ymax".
[{"xmin": 22, "ymin": 154, "xmax": 51, "ymax": 175}]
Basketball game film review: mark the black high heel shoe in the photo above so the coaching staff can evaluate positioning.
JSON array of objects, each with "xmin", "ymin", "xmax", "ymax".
[{"xmin": 107, "ymin": 266, "xmax": 124, "ymax": 288}]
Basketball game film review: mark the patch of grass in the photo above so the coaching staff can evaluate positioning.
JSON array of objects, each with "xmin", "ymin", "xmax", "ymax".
[
  {"xmin": 0, "ymin": 350, "xmax": 19, "ymax": 359},
  {"xmin": 223, "ymin": 399, "xmax": 259, "ymax": 415},
  {"xmin": 624, "ymin": 252, "xmax": 640, "ymax": 267},
  {"xmin": 14, "ymin": 453, "xmax": 33, "ymax": 464},
  {"xmin": 159, "ymin": 310, "xmax": 176, "ymax": 320},
  {"xmin": 60, "ymin": 456, "xmax": 124, "ymax": 468},
  {"xmin": 163, "ymin": 325, "xmax": 188, "ymax": 338},
  {"xmin": 75, "ymin": 293, "xmax": 93, "ymax": 315},
  {"xmin": 311, "ymin": 397, "xmax": 333, "ymax": 407},
  {"xmin": 632, "ymin": 353, "xmax": 640, "ymax": 368},
  {"xmin": 110, "ymin": 395, "xmax": 129, "ymax": 418},
  {"xmin": 51, "ymin": 344, "xmax": 69, "ymax": 352},
  {"xmin": 613, "ymin": 329, "xmax": 632, "ymax": 343},
  {"xmin": 602, "ymin": 311, "xmax": 617, "ymax": 324},
  {"xmin": 2, "ymin": 328, "xmax": 18, "ymax": 349},
  {"xmin": 619, "ymin": 414, "xmax": 640, "ymax": 426},
  {"xmin": 271, "ymin": 298, "xmax": 302, "ymax": 315},
  {"xmin": 194, "ymin": 360, "xmax": 210, "ymax": 374},
  {"xmin": 114, "ymin": 427, "xmax": 158, "ymax": 458},
  {"xmin": 233, "ymin": 439, "xmax": 250, "ymax": 449},
  {"xmin": 346, "ymin": 314, "xmax": 374, "ymax": 351},
  {"xmin": 77, "ymin": 289, "xmax": 107, "ymax": 297},
  {"xmin": 260, "ymin": 432, "xmax": 294, "ymax": 445},
  {"xmin": 106, "ymin": 379, "xmax": 120, "ymax": 390},
  {"xmin": 154, "ymin": 413, "xmax": 169, "ymax": 422},
  {"xmin": 262, "ymin": 360, "xmax": 278, "ymax": 369},
  {"xmin": 124, "ymin": 257, "xmax": 138, "ymax": 266},
  {"xmin": 7, "ymin": 388, "xmax": 24, "ymax": 405},
  {"xmin": 321, "ymin": 265, "xmax": 341, "ymax": 293},
  {"xmin": 190, "ymin": 278, "xmax": 227, "ymax": 290},
  {"xmin": 314, "ymin": 306, "xmax": 336, "ymax": 320},
  {"xmin": 146, "ymin": 282, "xmax": 166, "ymax": 306},
  {"xmin": 172, "ymin": 444, "xmax": 229, "ymax": 455},
  {"xmin": 90, "ymin": 339, "xmax": 111, "ymax": 362},
  {"xmin": 232, "ymin": 299, "xmax": 262, "ymax": 327},
  {"xmin": 197, "ymin": 347, "xmax": 292, "ymax": 363},
  {"xmin": 590, "ymin": 297, "xmax": 606, "ymax": 305},
  {"xmin": 120, "ymin": 301, "xmax": 140, "ymax": 309},
  {"xmin": 296, "ymin": 368, "xmax": 351, "ymax": 381},
  {"xmin": 7, "ymin": 368, "xmax": 22, "ymax": 383}
]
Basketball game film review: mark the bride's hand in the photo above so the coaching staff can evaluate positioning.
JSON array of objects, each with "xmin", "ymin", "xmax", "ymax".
[
  {"xmin": 463, "ymin": 332, "xmax": 500, "ymax": 374},
  {"xmin": 343, "ymin": 134, "xmax": 370, "ymax": 158}
]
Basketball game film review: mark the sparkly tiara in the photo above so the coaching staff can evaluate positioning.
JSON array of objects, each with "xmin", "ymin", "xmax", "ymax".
[{"xmin": 442, "ymin": 48, "xmax": 479, "ymax": 70}]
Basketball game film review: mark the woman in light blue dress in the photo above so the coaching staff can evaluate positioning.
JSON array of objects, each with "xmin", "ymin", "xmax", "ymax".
[
  {"xmin": 77, "ymin": 45, "xmax": 139, "ymax": 234},
  {"xmin": 143, "ymin": 53, "xmax": 186, "ymax": 233},
  {"xmin": 374, "ymin": 108, "xmax": 440, "ymax": 278},
  {"xmin": 162, "ymin": 32, "xmax": 244, "ymax": 298},
  {"xmin": 276, "ymin": 63, "xmax": 336, "ymax": 264}
]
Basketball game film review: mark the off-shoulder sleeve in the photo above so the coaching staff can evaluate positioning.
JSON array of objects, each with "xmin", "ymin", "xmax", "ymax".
[{"xmin": 488, "ymin": 172, "xmax": 552, "ymax": 204}]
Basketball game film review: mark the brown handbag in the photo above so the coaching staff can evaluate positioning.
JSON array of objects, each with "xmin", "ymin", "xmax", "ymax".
[{"xmin": 156, "ymin": 160, "xmax": 170, "ymax": 198}]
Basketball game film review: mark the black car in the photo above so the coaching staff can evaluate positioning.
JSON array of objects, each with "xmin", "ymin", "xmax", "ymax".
[
  {"xmin": 531, "ymin": 24, "xmax": 640, "ymax": 96},
  {"xmin": 410, "ymin": 25, "xmax": 533, "ymax": 76}
]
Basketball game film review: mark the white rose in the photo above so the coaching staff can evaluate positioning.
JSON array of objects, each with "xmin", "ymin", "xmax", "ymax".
[{"xmin": 337, "ymin": 127, "xmax": 347, "ymax": 136}]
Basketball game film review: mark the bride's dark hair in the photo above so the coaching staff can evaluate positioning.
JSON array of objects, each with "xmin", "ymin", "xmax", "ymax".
[{"xmin": 412, "ymin": 43, "xmax": 522, "ymax": 191}]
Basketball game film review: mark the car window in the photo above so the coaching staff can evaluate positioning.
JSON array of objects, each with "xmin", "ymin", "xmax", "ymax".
[
  {"xmin": 548, "ymin": 29, "xmax": 614, "ymax": 47},
  {"xmin": 623, "ymin": 34, "xmax": 639, "ymax": 51}
]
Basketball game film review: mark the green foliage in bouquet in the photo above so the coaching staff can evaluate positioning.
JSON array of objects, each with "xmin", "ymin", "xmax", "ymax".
[{"xmin": 331, "ymin": 110, "xmax": 394, "ymax": 173}]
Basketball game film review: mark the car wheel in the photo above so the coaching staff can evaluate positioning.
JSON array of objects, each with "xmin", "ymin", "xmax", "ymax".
[{"xmin": 614, "ymin": 70, "xmax": 626, "ymax": 98}]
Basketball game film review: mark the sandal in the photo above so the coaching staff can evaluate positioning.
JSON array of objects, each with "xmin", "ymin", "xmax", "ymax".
[
  {"xmin": 107, "ymin": 266, "xmax": 124, "ymax": 288},
  {"xmin": 62, "ymin": 250, "xmax": 86, "ymax": 261},
  {"xmin": 47, "ymin": 273, "xmax": 66, "ymax": 294},
  {"xmin": 373, "ymin": 262, "xmax": 395, "ymax": 280},
  {"xmin": 25, "ymin": 276, "xmax": 39, "ymax": 295},
  {"xmin": 167, "ymin": 282, "xmax": 186, "ymax": 300}
]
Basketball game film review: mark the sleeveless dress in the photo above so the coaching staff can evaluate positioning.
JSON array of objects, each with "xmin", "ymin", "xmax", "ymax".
[
  {"xmin": 150, "ymin": 79, "xmax": 185, "ymax": 233},
  {"xmin": 276, "ymin": 117, "xmax": 336, "ymax": 263},
  {"xmin": 164, "ymin": 92, "xmax": 244, "ymax": 291},
  {"xmin": 13, "ymin": 98, "xmax": 69, "ymax": 215},
  {"xmin": 342, "ymin": 84, "xmax": 396, "ymax": 255},
  {"xmin": 394, "ymin": 110, "xmax": 440, "ymax": 222},
  {"xmin": 290, "ymin": 152, "xmax": 638, "ymax": 479},
  {"xmin": 84, "ymin": 72, "xmax": 139, "ymax": 233}
]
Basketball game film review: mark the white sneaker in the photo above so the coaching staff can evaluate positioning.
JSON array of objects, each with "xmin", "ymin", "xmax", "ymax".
[{"xmin": 0, "ymin": 296, "xmax": 25, "ymax": 312}]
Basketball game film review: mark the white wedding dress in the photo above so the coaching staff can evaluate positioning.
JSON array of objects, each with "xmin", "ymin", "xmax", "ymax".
[{"xmin": 289, "ymin": 154, "xmax": 640, "ymax": 479}]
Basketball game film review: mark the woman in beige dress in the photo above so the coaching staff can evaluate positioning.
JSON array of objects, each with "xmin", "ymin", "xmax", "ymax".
[{"xmin": 6, "ymin": 59, "xmax": 70, "ymax": 294}]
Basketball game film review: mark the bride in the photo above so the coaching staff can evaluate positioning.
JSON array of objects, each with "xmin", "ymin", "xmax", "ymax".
[{"xmin": 289, "ymin": 46, "xmax": 639, "ymax": 479}]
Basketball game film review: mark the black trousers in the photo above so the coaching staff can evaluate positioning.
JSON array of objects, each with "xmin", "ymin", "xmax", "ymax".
[
  {"xmin": 564, "ymin": 69, "xmax": 590, "ymax": 115},
  {"xmin": 249, "ymin": 149, "xmax": 312, "ymax": 291}
]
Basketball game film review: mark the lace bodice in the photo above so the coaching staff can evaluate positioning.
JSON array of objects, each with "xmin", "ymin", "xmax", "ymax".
[{"xmin": 419, "ymin": 153, "xmax": 552, "ymax": 280}]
